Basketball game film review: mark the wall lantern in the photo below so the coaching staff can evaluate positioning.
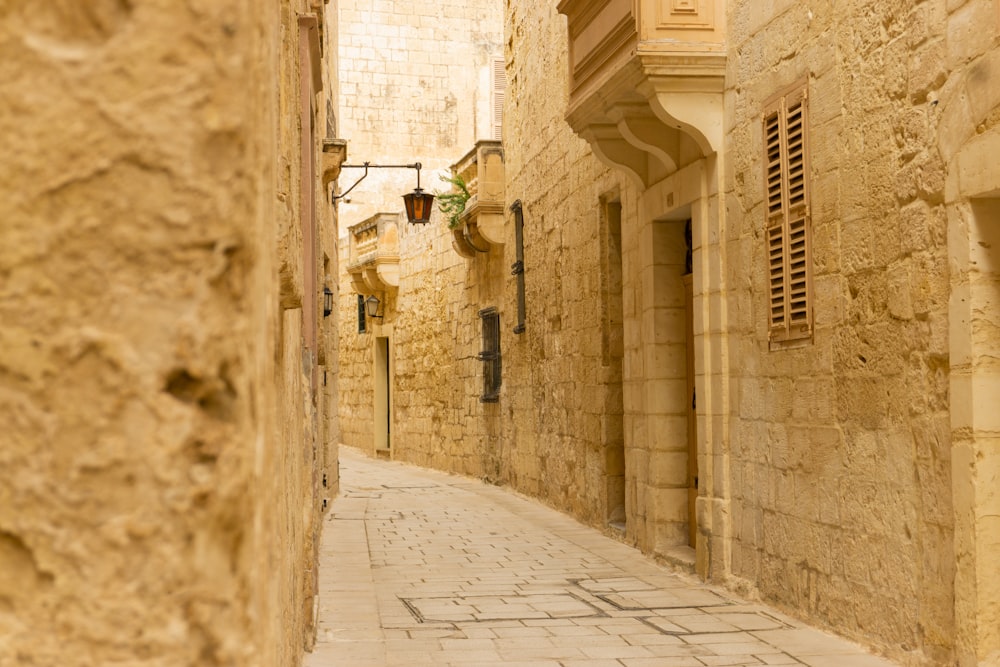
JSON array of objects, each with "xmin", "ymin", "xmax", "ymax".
[
  {"xmin": 333, "ymin": 161, "xmax": 435, "ymax": 225},
  {"xmin": 402, "ymin": 183, "xmax": 435, "ymax": 225},
  {"xmin": 323, "ymin": 286, "xmax": 333, "ymax": 318},
  {"xmin": 365, "ymin": 294, "xmax": 383, "ymax": 319}
]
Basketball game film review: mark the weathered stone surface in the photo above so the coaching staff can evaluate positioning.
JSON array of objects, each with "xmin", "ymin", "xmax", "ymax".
[
  {"xmin": 727, "ymin": 1, "xmax": 1000, "ymax": 665},
  {"xmin": 0, "ymin": 2, "xmax": 339, "ymax": 665}
]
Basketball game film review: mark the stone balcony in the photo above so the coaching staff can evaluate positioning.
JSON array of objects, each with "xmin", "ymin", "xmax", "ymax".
[
  {"xmin": 346, "ymin": 212, "xmax": 400, "ymax": 293},
  {"xmin": 556, "ymin": 0, "xmax": 726, "ymax": 183},
  {"xmin": 451, "ymin": 140, "xmax": 505, "ymax": 258}
]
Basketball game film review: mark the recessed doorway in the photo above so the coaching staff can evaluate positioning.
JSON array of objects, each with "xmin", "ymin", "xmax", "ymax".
[
  {"xmin": 651, "ymin": 208, "xmax": 697, "ymax": 551},
  {"xmin": 374, "ymin": 336, "xmax": 391, "ymax": 454},
  {"xmin": 601, "ymin": 196, "xmax": 626, "ymax": 533}
]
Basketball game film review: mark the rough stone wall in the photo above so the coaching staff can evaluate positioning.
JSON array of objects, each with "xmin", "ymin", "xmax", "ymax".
[
  {"xmin": 724, "ymin": 2, "xmax": 997, "ymax": 664},
  {"xmin": 501, "ymin": 0, "xmax": 628, "ymax": 524},
  {"xmin": 0, "ymin": 2, "xmax": 337, "ymax": 665}
]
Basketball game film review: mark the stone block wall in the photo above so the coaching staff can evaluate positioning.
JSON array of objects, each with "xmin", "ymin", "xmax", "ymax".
[
  {"xmin": 726, "ymin": 1, "xmax": 999, "ymax": 663},
  {"xmin": 0, "ymin": 2, "xmax": 338, "ymax": 665},
  {"xmin": 499, "ymin": 0, "xmax": 624, "ymax": 520}
]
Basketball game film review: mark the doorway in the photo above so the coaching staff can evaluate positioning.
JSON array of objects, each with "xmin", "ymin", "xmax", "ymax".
[
  {"xmin": 601, "ymin": 197, "xmax": 626, "ymax": 532},
  {"xmin": 651, "ymin": 211, "xmax": 697, "ymax": 550},
  {"xmin": 374, "ymin": 336, "xmax": 390, "ymax": 453}
]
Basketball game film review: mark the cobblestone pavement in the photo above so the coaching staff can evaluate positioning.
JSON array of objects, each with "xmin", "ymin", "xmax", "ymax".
[{"xmin": 305, "ymin": 447, "xmax": 900, "ymax": 667}]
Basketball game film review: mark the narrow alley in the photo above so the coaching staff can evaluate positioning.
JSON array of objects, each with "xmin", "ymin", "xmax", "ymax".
[{"xmin": 305, "ymin": 448, "xmax": 899, "ymax": 667}]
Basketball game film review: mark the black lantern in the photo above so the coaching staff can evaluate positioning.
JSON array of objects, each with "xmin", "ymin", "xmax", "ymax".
[
  {"xmin": 365, "ymin": 294, "xmax": 383, "ymax": 319},
  {"xmin": 323, "ymin": 286, "xmax": 333, "ymax": 317}
]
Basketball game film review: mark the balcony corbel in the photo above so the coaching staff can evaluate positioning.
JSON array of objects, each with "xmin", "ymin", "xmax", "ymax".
[
  {"xmin": 637, "ymin": 55, "xmax": 726, "ymax": 156},
  {"xmin": 580, "ymin": 123, "xmax": 651, "ymax": 187},
  {"xmin": 607, "ymin": 103, "xmax": 679, "ymax": 174},
  {"xmin": 558, "ymin": 0, "xmax": 726, "ymax": 181},
  {"xmin": 360, "ymin": 264, "xmax": 385, "ymax": 293}
]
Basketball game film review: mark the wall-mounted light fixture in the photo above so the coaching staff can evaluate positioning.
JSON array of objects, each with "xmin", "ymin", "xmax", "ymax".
[
  {"xmin": 323, "ymin": 286, "xmax": 334, "ymax": 317},
  {"xmin": 365, "ymin": 294, "xmax": 384, "ymax": 319},
  {"xmin": 333, "ymin": 162, "xmax": 435, "ymax": 225}
]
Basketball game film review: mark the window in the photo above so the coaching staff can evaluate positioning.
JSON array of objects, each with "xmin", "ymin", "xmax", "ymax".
[
  {"xmin": 492, "ymin": 56, "xmax": 506, "ymax": 141},
  {"xmin": 478, "ymin": 307, "xmax": 501, "ymax": 402},
  {"xmin": 511, "ymin": 200, "xmax": 526, "ymax": 334},
  {"xmin": 357, "ymin": 294, "xmax": 367, "ymax": 334},
  {"xmin": 763, "ymin": 80, "xmax": 812, "ymax": 346}
]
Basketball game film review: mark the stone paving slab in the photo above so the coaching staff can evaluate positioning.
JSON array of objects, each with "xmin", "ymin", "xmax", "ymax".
[{"xmin": 305, "ymin": 447, "xmax": 901, "ymax": 667}]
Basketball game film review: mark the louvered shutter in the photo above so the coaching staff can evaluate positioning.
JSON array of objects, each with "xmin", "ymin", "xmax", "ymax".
[
  {"xmin": 492, "ymin": 57, "xmax": 506, "ymax": 141},
  {"xmin": 764, "ymin": 103, "xmax": 786, "ymax": 332},
  {"xmin": 767, "ymin": 223, "xmax": 786, "ymax": 329},
  {"xmin": 763, "ymin": 83, "xmax": 812, "ymax": 345},
  {"xmin": 786, "ymin": 215, "xmax": 810, "ymax": 329}
]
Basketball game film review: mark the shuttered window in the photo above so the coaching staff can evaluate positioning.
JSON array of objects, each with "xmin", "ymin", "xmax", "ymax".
[
  {"xmin": 478, "ymin": 307, "xmax": 501, "ymax": 402},
  {"xmin": 492, "ymin": 57, "xmax": 506, "ymax": 141},
  {"xmin": 763, "ymin": 82, "xmax": 812, "ymax": 346}
]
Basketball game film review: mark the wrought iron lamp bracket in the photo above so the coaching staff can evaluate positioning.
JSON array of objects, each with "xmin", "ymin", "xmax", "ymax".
[{"xmin": 332, "ymin": 162, "xmax": 425, "ymax": 202}]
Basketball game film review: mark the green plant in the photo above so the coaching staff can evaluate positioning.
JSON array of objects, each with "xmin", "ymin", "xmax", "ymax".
[{"xmin": 436, "ymin": 173, "xmax": 470, "ymax": 229}]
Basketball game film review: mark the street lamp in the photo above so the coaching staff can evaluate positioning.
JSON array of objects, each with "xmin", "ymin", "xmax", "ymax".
[
  {"xmin": 365, "ymin": 294, "xmax": 383, "ymax": 319},
  {"xmin": 333, "ymin": 162, "xmax": 435, "ymax": 225},
  {"xmin": 323, "ymin": 286, "xmax": 333, "ymax": 317},
  {"xmin": 402, "ymin": 172, "xmax": 435, "ymax": 225}
]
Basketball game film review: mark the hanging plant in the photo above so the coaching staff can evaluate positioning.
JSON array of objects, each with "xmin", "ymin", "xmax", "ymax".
[{"xmin": 436, "ymin": 173, "xmax": 470, "ymax": 230}]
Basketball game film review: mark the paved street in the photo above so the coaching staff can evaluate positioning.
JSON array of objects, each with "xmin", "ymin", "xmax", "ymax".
[{"xmin": 305, "ymin": 447, "xmax": 900, "ymax": 667}]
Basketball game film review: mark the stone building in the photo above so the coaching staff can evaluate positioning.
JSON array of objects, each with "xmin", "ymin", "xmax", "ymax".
[
  {"xmin": 0, "ymin": 1, "xmax": 342, "ymax": 665},
  {"xmin": 334, "ymin": 0, "xmax": 506, "ymax": 472},
  {"xmin": 335, "ymin": 1, "xmax": 999, "ymax": 666}
]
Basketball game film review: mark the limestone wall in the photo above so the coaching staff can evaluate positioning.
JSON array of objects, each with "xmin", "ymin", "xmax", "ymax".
[
  {"xmin": 0, "ymin": 2, "xmax": 338, "ymax": 665},
  {"xmin": 500, "ymin": 1, "xmax": 631, "ymax": 525},
  {"xmin": 725, "ymin": 2, "xmax": 998, "ymax": 664}
]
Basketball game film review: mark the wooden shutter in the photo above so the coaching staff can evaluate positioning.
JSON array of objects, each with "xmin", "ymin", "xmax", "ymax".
[
  {"xmin": 785, "ymin": 92, "xmax": 807, "ymax": 212},
  {"xmin": 492, "ymin": 57, "xmax": 506, "ymax": 141},
  {"xmin": 763, "ymin": 82, "xmax": 812, "ymax": 345},
  {"xmin": 767, "ymin": 223, "xmax": 786, "ymax": 329},
  {"xmin": 786, "ymin": 215, "xmax": 810, "ymax": 329}
]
